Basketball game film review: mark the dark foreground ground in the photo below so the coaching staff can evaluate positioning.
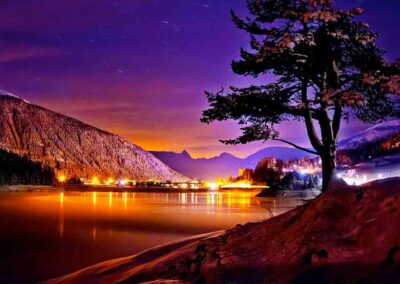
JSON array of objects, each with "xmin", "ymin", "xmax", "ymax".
[{"xmin": 44, "ymin": 178, "xmax": 400, "ymax": 284}]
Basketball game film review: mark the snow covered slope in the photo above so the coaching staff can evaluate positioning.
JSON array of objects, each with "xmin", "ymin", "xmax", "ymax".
[{"xmin": 338, "ymin": 120, "xmax": 400, "ymax": 150}]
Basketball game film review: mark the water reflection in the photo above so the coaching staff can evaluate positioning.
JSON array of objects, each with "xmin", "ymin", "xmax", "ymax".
[
  {"xmin": 86, "ymin": 191, "xmax": 260, "ymax": 207},
  {"xmin": 59, "ymin": 192, "xmax": 64, "ymax": 238},
  {"xmin": 0, "ymin": 190, "xmax": 302, "ymax": 283},
  {"xmin": 75, "ymin": 191, "xmax": 262, "ymax": 209}
]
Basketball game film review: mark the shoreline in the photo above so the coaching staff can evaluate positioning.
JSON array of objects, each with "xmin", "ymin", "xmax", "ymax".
[
  {"xmin": 0, "ymin": 184, "xmax": 265, "ymax": 194},
  {"xmin": 0, "ymin": 185, "xmax": 55, "ymax": 192},
  {"xmin": 43, "ymin": 230, "xmax": 225, "ymax": 284}
]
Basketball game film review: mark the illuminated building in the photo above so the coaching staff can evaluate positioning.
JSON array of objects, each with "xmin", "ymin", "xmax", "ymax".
[{"xmin": 238, "ymin": 168, "xmax": 253, "ymax": 181}]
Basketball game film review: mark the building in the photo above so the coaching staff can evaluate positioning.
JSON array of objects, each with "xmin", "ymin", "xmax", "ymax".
[{"xmin": 238, "ymin": 168, "xmax": 253, "ymax": 181}]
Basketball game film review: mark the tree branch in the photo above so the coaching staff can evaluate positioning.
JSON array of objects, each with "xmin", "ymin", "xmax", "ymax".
[
  {"xmin": 273, "ymin": 138, "xmax": 318, "ymax": 155},
  {"xmin": 283, "ymin": 105, "xmax": 320, "ymax": 119}
]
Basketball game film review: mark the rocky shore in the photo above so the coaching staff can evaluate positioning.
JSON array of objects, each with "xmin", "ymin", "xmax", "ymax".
[{"xmin": 45, "ymin": 178, "xmax": 400, "ymax": 284}]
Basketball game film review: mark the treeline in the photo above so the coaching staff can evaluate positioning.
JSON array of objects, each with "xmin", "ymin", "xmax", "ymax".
[
  {"xmin": 249, "ymin": 158, "xmax": 320, "ymax": 190},
  {"xmin": 0, "ymin": 148, "xmax": 54, "ymax": 185}
]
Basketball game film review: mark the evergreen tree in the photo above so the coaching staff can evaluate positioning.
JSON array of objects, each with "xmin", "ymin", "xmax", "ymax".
[
  {"xmin": 202, "ymin": 0, "xmax": 400, "ymax": 191},
  {"xmin": 0, "ymin": 149, "xmax": 54, "ymax": 185}
]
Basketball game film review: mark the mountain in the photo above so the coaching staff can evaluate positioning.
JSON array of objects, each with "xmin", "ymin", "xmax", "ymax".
[
  {"xmin": 0, "ymin": 91, "xmax": 186, "ymax": 181},
  {"xmin": 151, "ymin": 150, "xmax": 243, "ymax": 180},
  {"xmin": 338, "ymin": 120, "xmax": 400, "ymax": 150},
  {"xmin": 240, "ymin": 146, "xmax": 316, "ymax": 169},
  {"xmin": 151, "ymin": 147, "xmax": 315, "ymax": 180}
]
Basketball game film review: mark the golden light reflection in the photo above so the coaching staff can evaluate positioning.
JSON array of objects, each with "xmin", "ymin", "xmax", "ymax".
[
  {"xmin": 92, "ymin": 225, "xmax": 97, "ymax": 241},
  {"xmin": 180, "ymin": 193, "xmax": 187, "ymax": 204},
  {"xmin": 109, "ymin": 192, "xmax": 113, "ymax": 208},
  {"xmin": 124, "ymin": 192, "xmax": 127, "ymax": 210},
  {"xmin": 207, "ymin": 192, "xmax": 216, "ymax": 205},
  {"xmin": 59, "ymin": 192, "xmax": 64, "ymax": 238},
  {"xmin": 92, "ymin": 192, "xmax": 97, "ymax": 206},
  {"xmin": 239, "ymin": 193, "xmax": 251, "ymax": 207}
]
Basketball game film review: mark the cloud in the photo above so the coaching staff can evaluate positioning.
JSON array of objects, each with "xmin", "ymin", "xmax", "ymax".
[{"xmin": 0, "ymin": 45, "xmax": 65, "ymax": 63}]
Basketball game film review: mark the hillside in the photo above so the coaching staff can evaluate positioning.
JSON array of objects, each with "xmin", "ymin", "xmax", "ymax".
[
  {"xmin": 338, "ymin": 120, "xmax": 400, "ymax": 150},
  {"xmin": 0, "ymin": 91, "xmax": 186, "ymax": 182},
  {"xmin": 152, "ymin": 147, "xmax": 316, "ymax": 180},
  {"xmin": 45, "ymin": 178, "xmax": 400, "ymax": 284}
]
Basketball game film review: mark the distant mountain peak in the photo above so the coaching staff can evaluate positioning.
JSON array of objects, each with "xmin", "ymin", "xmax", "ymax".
[
  {"xmin": 181, "ymin": 150, "xmax": 191, "ymax": 158},
  {"xmin": 218, "ymin": 152, "xmax": 236, "ymax": 159}
]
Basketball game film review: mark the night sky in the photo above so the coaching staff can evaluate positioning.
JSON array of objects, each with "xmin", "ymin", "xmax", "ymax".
[{"xmin": 0, "ymin": 0, "xmax": 399, "ymax": 158}]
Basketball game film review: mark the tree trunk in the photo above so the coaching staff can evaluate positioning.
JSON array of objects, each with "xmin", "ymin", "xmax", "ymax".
[{"xmin": 321, "ymin": 149, "xmax": 336, "ymax": 192}]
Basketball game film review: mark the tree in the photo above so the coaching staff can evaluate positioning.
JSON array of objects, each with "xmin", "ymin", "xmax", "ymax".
[
  {"xmin": 201, "ymin": 0, "xmax": 400, "ymax": 191},
  {"xmin": 252, "ymin": 157, "xmax": 281, "ymax": 184}
]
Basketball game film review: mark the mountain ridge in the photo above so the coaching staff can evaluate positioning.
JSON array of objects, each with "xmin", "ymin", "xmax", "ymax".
[
  {"xmin": 0, "ymin": 92, "xmax": 186, "ymax": 182},
  {"xmin": 338, "ymin": 119, "xmax": 400, "ymax": 150},
  {"xmin": 151, "ymin": 146, "xmax": 316, "ymax": 180}
]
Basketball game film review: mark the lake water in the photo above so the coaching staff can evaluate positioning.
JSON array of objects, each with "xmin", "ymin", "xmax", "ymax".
[{"xmin": 0, "ymin": 190, "xmax": 303, "ymax": 283}]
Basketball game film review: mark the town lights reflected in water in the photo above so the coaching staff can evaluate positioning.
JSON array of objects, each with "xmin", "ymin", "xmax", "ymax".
[
  {"xmin": 0, "ymin": 190, "xmax": 303, "ymax": 282},
  {"xmin": 65, "ymin": 191, "xmax": 261, "ymax": 209}
]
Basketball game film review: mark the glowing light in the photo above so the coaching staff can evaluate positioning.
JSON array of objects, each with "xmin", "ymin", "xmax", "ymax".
[
  {"xmin": 58, "ymin": 175, "xmax": 66, "ymax": 183},
  {"xmin": 105, "ymin": 178, "xmax": 115, "ymax": 185},
  {"xmin": 221, "ymin": 180, "xmax": 252, "ymax": 189},
  {"xmin": 207, "ymin": 182, "xmax": 219, "ymax": 190},
  {"xmin": 180, "ymin": 183, "xmax": 188, "ymax": 189},
  {"xmin": 91, "ymin": 177, "xmax": 100, "ymax": 185},
  {"xmin": 118, "ymin": 179, "xmax": 126, "ymax": 186}
]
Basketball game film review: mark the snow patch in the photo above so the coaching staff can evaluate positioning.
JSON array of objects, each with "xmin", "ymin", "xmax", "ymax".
[
  {"xmin": 0, "ymin": 90, "xmax": 30, "ymax": 104},
  {"xmin": 339, "ymin": 120, "xmax": 400, "ymax": 150}
]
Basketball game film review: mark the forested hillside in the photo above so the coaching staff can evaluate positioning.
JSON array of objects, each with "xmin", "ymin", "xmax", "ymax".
[{"xmin": 0, "ymin": 148, "xmax": 54, "ymax": 185}]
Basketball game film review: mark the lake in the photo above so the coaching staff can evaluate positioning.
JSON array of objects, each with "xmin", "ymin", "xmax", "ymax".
[{"xmin": 0, "ymin": 190, "xmax": 303, "ymax": 283}]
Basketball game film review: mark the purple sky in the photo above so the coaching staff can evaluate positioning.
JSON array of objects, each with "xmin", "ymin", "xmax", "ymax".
[{"xmin": 0, "ymin": 0, "xmax": 399, "ymax": 158}]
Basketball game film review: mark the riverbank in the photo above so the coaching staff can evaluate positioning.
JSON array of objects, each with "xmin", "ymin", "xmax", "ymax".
[
  {"xmin": 0, "ymin": 185, "xmax": 55, "ymax": 192},
  {"xmin": 45, "ymin": 178, "xmax": 400, "ymax": 283},
  {"xmin": 256, "ymin": 188, "xmax": 321, "ymax": 200}
]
